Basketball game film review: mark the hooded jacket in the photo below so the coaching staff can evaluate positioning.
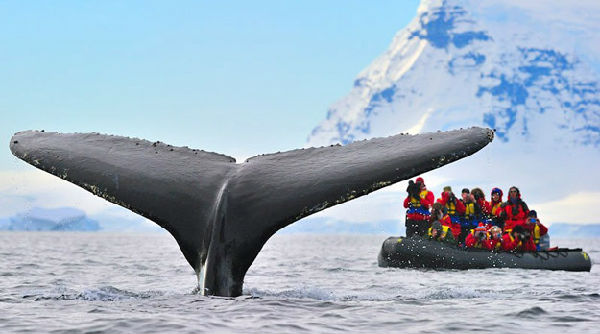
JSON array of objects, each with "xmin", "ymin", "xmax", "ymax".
[
  {"xmin": 498, "ymin": 187, "xmax": 529, "ymax": 232},
  {"xmin": 490, "ymin": 188, "xmax": 504, "ymax": 217}
]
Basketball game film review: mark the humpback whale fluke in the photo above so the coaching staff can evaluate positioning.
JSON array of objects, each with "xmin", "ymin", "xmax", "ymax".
[{"xmin": 10, "ymin": 127, "xmax": 494, "ymax": 296}]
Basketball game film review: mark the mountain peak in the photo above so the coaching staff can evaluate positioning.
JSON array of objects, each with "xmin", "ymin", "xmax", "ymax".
[{"xmin": 308, "ymin": 0, "xmax": 600, "ymax": 148}]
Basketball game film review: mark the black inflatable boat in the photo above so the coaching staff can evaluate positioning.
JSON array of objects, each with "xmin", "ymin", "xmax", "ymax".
[{"xmin": 378, "ymin": 236, "xmax": 592, "ymax": 272}]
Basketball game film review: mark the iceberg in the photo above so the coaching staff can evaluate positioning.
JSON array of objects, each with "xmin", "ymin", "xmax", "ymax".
[{"xmin": 1, "ymin": 207, "xmax": 100, "ymax": 231}]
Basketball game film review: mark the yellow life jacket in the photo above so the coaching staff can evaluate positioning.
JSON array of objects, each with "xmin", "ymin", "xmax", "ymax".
[
  {"xmin": 507, "ymin": 233, "xmax": 522, "ymax": 249},
  {"xmin": 428, "ymin": 225, "xmax": 450, "ymax": 239},
  {"xmin": 411, "ymin": 190, "xmax": 430, "ymax": 207},
  {"xmin": 491, "ymin": 202, "xmax": 502, "ymax": 216},
  {"xmin": 445, "ymin": 202, "xmax": 456, "ymax": 215},
  {"xmin": 465, "ymin": 202, "xmax": 476, "ymax": 218},
  {"xmin": 533, "ymin": 224, "xmax": 541, "ymax": 245},
  {"xmin": 410, "ymin": 196, "xmax": 421, "ymax": 207}
]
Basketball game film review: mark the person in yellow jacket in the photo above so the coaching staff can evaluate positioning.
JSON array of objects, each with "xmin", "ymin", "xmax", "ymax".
[{"xmin": 427, "ymin": 221, "xmax": 457, "ymax": 245}]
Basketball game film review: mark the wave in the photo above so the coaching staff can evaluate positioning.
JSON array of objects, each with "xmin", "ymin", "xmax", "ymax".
[
  {"xmin": 22, "ymin": 286, "xmax": 164, "ymax": 301},
  {"xmin": 508, "ymin": 306, "xmax": 548, "ymax": 319},
  {"xmin": 410, "ymin": 287, "xmax": 504, "ymax": 300},
  {"xmin": 246, "ymin": 286, "xmax": 338, "ymax": 301}
]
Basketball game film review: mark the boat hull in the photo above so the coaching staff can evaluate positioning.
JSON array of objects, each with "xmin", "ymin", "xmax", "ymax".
[{"xmin": 378, "ymin": 236, "xmax": 592, "ymax": 272}]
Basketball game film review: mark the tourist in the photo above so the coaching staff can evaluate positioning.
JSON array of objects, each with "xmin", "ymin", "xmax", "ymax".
[
  {"xmin": 489, "ymin": 187, "xmax": 504, "ymax": 229},
  {"xmin": 498, "ymin": 186, "xmax": 529, "ymax": 233},
  {"xmin": 483, "ymin": 226, "xmax": 503, "ymax": 251},
  {"xmin": 502, "ymin": 225, "xmax": 536, "ymax": 252},
  {"xmin": 427, "ymin": 220, "xmax": 456, "ymax": 244},
  {"xmin": 524, "ymin": 210, "xmax": 549, "ymax": 251},
  {"xmin": 465, "ymin": 222, "xmax": 488, "ymax": 249},
  {"xmin": 436, "ymin": 186, "xmax": 464, "ymax": 238},
  {"xmin": 459, "ymin": 188, "xmax": 479, "ymax": 242},
  {"xmin": 471, "ymin": 187, "xmax": 491, "ymax": 224},
  {"xmin": 403, "ymin": 177, "xmax": 434, "ymax": 236}
]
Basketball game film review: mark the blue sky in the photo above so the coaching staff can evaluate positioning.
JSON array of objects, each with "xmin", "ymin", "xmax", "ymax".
[{"xmin": 1, "ymin": 1, "xmax": 419, "ymax": 169}]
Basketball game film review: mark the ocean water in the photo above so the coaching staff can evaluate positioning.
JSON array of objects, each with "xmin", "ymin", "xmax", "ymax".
[{"xmin": 1, "ymin": 232, "xmax": 598, "ymax": 333}]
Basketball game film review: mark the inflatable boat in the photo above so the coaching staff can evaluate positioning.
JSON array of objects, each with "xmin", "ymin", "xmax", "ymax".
[{"xmin": 378, "ymin": 236, "xmax": 592, "ymax": 272}]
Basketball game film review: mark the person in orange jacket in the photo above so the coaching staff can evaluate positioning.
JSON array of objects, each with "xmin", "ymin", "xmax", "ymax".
[
  {"xmin": 403, "ymin": 177, "xmax": 434, "ymax": 236},
  {"xmin": 523, "ymin": 210, "xmax": 549, "ymax": 250},
  {"xmin": 483, "ymin": 226, "xmax": 503, "ymax": 251},
  {"xmin": 465, "ymin": 223, "xmax": 488, "ymax": 249},
  {"xmin": 498, "ymin": 186, "xmax": 529, "ymax": 234},
  {"xmin": 502, "ymin": 225, "xmax": 536, "ymax": 252},
  {"xmin": 489, "ymin": 187, "xmax": 504, "ymax": 229}
]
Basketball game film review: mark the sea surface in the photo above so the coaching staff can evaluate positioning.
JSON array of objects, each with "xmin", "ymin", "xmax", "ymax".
[{"xmin": 1, "ymin": 232, "xmax": 598, "ymax": 334}]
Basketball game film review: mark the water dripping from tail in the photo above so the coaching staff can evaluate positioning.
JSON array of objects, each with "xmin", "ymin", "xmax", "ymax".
[{"xmin": 193, "ymin": 264, "xmax": 206, "ymax": 295}]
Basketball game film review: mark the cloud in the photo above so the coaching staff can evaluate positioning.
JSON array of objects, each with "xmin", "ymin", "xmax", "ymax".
[
  {"xmin": 0, "ymin": 169, "xmax": 130, "ymax": 218},
  {"xmin": 530, "ymin": 192, "xmax": 600, "ymax": 225}
]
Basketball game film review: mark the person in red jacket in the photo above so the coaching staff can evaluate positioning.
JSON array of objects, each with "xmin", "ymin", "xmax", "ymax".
[
  {"xmin": 403, "ymin": 177, "xmax": 434, "ymax": 237},
  {"xmin": 502, "ymin": 225, "xmax": 536, "ymax": 252},
  {"xmin": 489, "ymin": 187, "xmax": 504, "ymax": 229},
  {"xmin": 471, "ymin": 187, "xmax": 491, "ymax": 224},
  {"xmin": 523, "ymin": 210, "xmax": 549, "ymax": 250},
  {"xmin": 483, "ymin": 226, "xmax": 503, "ymax": 251},
  {"xmin": 498, "ymin": 186, "xmax": 529, "ymax": 234},
  {"xmin": 465, "ymin": 223, "xmax": 488, "ymax": 249}
]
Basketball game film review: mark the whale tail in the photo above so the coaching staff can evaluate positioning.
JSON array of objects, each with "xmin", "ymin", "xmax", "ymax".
[{"xmin": 10, "ymin": 127, "xmax": 493, "ymax": 296}]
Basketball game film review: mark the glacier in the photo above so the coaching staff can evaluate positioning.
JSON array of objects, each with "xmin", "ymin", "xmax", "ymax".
[{"xmin": 307, "ymin": 0, "xmax": 600, "ymax": 225}]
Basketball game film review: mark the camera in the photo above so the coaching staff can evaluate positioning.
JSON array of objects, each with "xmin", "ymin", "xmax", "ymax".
[
  {"xmin": 475, "ymin": 231, "xmax": 486, "ymax": 241},
  {"xmin": 518, "ymin": 230, "xmax": 531, "ymax": 242},
  {"xmin": 407, "ymin": 180, "xmax": 420, "ymax": 198}
]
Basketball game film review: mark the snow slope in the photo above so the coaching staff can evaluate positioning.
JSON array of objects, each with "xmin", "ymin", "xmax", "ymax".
[{"xmin": 307, "ymin": 0, "xmax": 600, "ymax": 225}]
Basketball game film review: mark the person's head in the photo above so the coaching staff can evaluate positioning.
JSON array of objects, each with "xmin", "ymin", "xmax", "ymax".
[
  {"xmin": 431, "ymin": 202, "xmax": 444, "ymax": 219},
  {"xmin": 491, "ymin": 187, "xmax": 503, "ymax": 202},
  {"xmin": 461, "ymin": 188, "xmax": 470, "ymax": 201},
  {"xmin": 473, "ymin": 223, "xmax": 487, "ymax": 240},
  {"xmin": 527, "ymin": 210, "xmax": 538, "ymax": 224},
  {"xmin": 443, "ymin": 186, "xmax": 452, "ymax": 194},
  {"xmin": 509, "ymin": 186, "xmax": 520, "ymax": 200},
  {"xmin": 490, "ymin": 226, "xmax": 502, "ymax": 240},
  {"xmin": 431, "ymin": 221, "xmax": 443, "ymax": 238},
  {"xmin": 471, "ymin": 188, "xmax": 485, "ymax": 201},
  {"xmin": 416, "ymin": 177, "xmax": 426, "ymax": 190}
]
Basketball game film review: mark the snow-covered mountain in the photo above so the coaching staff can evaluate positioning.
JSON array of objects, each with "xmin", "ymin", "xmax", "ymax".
[
  {"xmin": 309, "ymin": 0, "xmax": 600, "ymax": 148},
  {"xmin": 307, "ymin": 0, "xmax": 600, "ymax": 224}
]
